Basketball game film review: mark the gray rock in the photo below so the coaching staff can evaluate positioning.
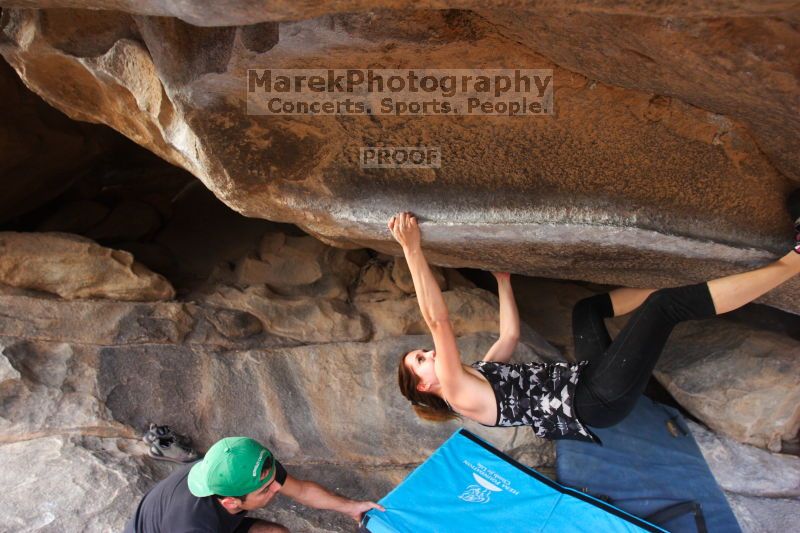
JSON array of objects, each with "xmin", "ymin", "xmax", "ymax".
[
  {"xmin": 96, "ymin": 333, "xmax": 553, "ymax": 465},
  {"xmin": 391, "ymin": 256, "xmax": 446, "ymax": 295},
  {"xmin": 233, "ymin": 232, "xmax": 361, "ymax": 301},
  {"xmin": 0, "ymin": 435, "xmax": 153, "ymax": 533},
  {"xmin": 0, "ymin": 337, "xmax": 134, "ymax": 442},
  {"xmin": 0, "ymin": 347, "xmax": 21, "ymax": 383},
  {"xmin": 655, "ymin": 321, "xmax": 800, "ymax": 451},
  {"xmin": 0, "ymin": 287, "xmax": 272, "ymax": 350},
  {"xmin": 689, "ymin": 421, "xmax": 800, "ymax": 533},
  {"xmin": 203, "ymin": 285, "xmax": 371, "ymax": 343},
  {"xmin": 357, "ymin": 287, "xmax": 499, "ymax": 339},
  {"xmin": 725, "ymin": 494, "xmax": 800, "ymax": 533},
  {"xmin": 689, "ymin": 421, "xmax": 800, "ymax": 498}
]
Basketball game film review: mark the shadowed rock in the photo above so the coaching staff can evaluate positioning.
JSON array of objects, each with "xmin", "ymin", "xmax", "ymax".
[{"xmin": 0, "ymin": 59, "xmax": 113, "ymax": 225}]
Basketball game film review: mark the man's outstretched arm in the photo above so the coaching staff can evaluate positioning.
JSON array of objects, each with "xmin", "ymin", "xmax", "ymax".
[{"xmin": 279, "ymin": 475, "xmax": 385, "ymax": 522}]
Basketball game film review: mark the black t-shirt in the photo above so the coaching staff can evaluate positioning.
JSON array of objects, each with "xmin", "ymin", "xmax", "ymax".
[{"xmin": 123, "ymin": 461, "xmax": 288, "ymax": 533}]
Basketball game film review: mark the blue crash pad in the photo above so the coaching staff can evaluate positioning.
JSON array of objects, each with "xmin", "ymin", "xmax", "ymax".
[
  {"xmin": 362, "ymin": 429, "xmax": 666, "ymax": 533},
  {"xmin": 557, "ymin": 397, "xmax": 741, "ymax": 533}
]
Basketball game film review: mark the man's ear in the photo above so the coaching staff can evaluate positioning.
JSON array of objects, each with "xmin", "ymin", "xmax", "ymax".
[{"xmin": 218, "ymin": 497, "xmax": 242, "ymax": 513}]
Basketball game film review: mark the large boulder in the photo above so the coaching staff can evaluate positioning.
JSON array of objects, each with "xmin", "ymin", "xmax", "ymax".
[
  {"xmin": 0, "ymin": 1, "xmax": 794, "ymax": 26},
  {"xmin": 0, "ymin": 232, "xmax": 175, "ymax": 301},
  {"xmin": 655, "ymin": 320, "xmax": 800, "ymax": 452},
  {"xmin": 689, "ymin": 421, "xmax": 800, "ymax": 533},
  {"xmin": 1, "ymin": 7, "xmax": 798, "ymax": 313},
  {"xmin": 0, "ymin": 435, "xmax": 157, "ymax": 532},
  {"xmin": 0, "ymin": 225, "xmax": 558, "ymax": 531}
]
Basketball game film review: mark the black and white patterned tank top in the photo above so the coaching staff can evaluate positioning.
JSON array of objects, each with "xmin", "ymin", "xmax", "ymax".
[{"xmin": 470, "ymin": 360, "xmax": 597, "ymax": 443}]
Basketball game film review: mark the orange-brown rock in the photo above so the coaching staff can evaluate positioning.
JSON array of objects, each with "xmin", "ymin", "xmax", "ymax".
[
  {"xmin": 1, "ymin": 6, "xmax": 798, "ymax": 315},
  {"xmin": 0, "ymin": 232, "xmax": 175, "ymax": 301}
]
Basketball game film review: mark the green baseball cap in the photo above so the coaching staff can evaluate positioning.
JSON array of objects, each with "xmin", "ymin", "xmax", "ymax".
[{"xmin": 188, "ymin": 437, "xmax": 276, "ymax": 497}]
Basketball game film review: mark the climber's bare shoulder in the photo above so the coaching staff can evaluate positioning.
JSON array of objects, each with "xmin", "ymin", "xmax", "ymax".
[{"xmin": 445, "ymin": 365, "xmax": 498, "ymax": 426}]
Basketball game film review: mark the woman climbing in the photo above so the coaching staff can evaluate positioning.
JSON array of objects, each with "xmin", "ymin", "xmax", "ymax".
[{"xmin": 392, "ymin": 195, "xmax": 800, "ymax": 443}]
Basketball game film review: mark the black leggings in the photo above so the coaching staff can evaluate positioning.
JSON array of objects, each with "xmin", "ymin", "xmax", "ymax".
[{"xmin": 572, "ymin": 283, "xmax": 718, "ymax": 428}]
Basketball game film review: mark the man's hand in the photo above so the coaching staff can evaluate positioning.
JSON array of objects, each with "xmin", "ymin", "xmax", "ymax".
[
  {"xmin": 343, "ymin": 500, "xmax": 385, "ymax": 522},
  {"xmin": 280, "ymin": 475, "xmax": 385, "ymax": 524},
  {"xmin": 388, "ymin": 212, "xmax": 421, "ymax": 251}
]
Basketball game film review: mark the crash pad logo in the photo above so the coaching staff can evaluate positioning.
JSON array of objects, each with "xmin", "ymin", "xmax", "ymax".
[
  {"xmin": 460, "ymin": 459, "xmax": 520, "ymax": 504},
  {"xmin": 459, "ymin": 473, "xmax": 502, "ymax": 504}
]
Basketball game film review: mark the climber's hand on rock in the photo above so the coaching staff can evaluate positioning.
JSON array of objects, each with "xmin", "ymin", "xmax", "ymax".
[
  {"xmin": 388, "ymin": 212, "xmax": 421, "ymax": 251},
  {"xmin": 492, "ymin": 271, "xmax": 511, "ymax": 284}
]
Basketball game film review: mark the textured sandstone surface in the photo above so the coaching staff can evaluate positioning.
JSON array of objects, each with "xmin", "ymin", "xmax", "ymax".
[
  {"xmin": 0, "ymin": 213, "xmax": 796, "ymax": 530},
  {"xmin": 0, "ymin": 2, "xmax": 799, "ymax": 531},
  {"xmin": 690, "ymin": 421, "xmax": 800, "ymax": 533},
  {"xmin": 655, "ymin": 321, "xmax": 800, "ymax": 452},
  {"xmin": 0, "ymin": 226, "xmax": 556, "ymax": 531},
  {"xmin": 0, "ymin": 232, "xmax": 175, "ymax": 301},
  {"xmin": 1, "ymin": 6, "xmax": 798, "ymax": 314},
  {"xmin": 0, "ymin": 435, "xmax": 160, "ymax": 532},
  {"xmin": 0, "ymin": 1, "xmax": 796, "ymax": 26}
]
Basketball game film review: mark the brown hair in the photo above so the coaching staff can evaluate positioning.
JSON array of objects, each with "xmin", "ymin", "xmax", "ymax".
[{"xmin": 397, "ymin": 349, "xmax": 459, "ymax": 422}]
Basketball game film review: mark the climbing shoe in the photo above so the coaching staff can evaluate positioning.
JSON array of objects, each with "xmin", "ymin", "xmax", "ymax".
[
  {"xmin": 148, "ymin": 436, "xmax": 199, "ymax": 464},
  {"xmin": 142, "ymin": 423, "xmax": 175, "ymax": 445}
]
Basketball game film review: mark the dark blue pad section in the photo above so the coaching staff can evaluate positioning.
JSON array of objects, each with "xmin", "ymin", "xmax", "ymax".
[
  {"xmin": 363, "ymin": 429, "xmax": 666, "ymax": 533},
  {"xmin": 557, "ymin": 398, "xmax": 741, "ymax": 533}
]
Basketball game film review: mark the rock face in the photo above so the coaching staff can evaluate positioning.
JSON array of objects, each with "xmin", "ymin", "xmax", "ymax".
[
  {"xmin": 654, "ymin": 320, "xmax": 800, "ymax": 452},
  {"xmin": 0, "ymin": 1, "xmax": 796, "ymax": 26},
  {"xmin": 690, "ymin": 421, "xmax": 800, "ymax": 533},
  {"xmin": 0, "ymin": 225, "xmax": 557, "ymax": 531},
  {"xmin": 0, "ymin": 2, "xmax": 799, "ymax": 531},
  {"xmin": 96, "ymin": 333, "xmax": 550, "ymax": 464},
  {"xmin": 0, "ymin": 435, "xmax": 159, "ymax": 532},
  {"xmin": 3, "ymin": 240, "xmax": 797, "ymax": 530},
  {"xmin": 0, "ymin": 232, "xmax": 175, "ymax": 301},
  {"xmin": 1, "ymin": 5, "xmax": 799, "ymax": 313}
]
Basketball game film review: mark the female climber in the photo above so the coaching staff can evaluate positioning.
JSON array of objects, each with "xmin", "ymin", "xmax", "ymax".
[{"xmin": 392, "ymin": 194, "xmax": 800, "ymax": 442}]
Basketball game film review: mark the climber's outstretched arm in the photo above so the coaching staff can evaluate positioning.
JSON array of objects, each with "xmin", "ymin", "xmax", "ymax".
[
  {"xmin": 483, "ymin": 272, "xmax": 520, "ymax": 363},
  {"xmin": 388, "ymin": 212, "xmax": 467, "ymax": 392}
]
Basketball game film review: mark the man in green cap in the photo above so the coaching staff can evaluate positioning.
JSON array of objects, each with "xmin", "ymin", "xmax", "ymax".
[{"xmin": 123, "ymin": 436, "xmax": 384, "ymax": 532}]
